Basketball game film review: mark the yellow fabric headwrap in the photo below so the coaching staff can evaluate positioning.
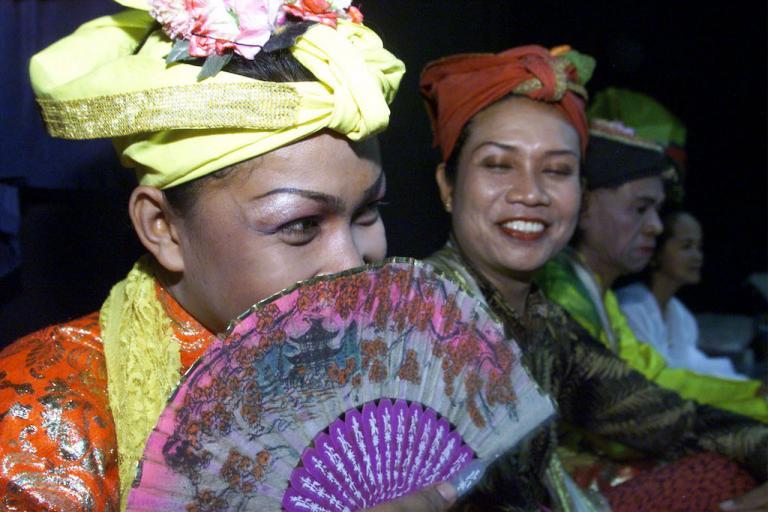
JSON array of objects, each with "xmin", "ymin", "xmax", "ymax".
[{"xmin": 29, "ymin": 6, "xmax": 404, "ymax": 189}]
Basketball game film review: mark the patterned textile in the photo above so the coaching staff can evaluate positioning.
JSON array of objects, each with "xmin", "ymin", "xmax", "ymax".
[
  {"xmin": 426, "ymin": 240, "xmax": 768, "ymax": 512},
  {"xmin": 604, "ymin": 452, "xmax": 756, "ymax": 512},
  {"xmin": 0, "ymin": 280, "xmax": 214, "ymax": 511}
]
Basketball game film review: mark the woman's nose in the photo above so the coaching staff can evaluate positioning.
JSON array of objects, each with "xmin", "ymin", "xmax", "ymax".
[
  {"xmin": 504, "ymin": 172, "xmax": 550, "ymax": 206},
  {"xmin": 320, "ymin": 233, "xmax": 366, "ymax": 276}
]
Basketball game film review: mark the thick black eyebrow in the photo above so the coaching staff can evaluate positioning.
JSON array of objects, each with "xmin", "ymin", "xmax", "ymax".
[
  {"xmin": 251, "ymin": 169, "xmax": 385, "ymax": 212},
  {"xmin": 252, "ymin": 188, "xmax": 344, "ymax": 211},
  {"xmin": 473, "ymin": 141, "xmax": 579, "ymax": 158}
]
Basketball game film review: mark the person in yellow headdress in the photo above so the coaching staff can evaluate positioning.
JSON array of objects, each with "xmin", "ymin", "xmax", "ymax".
[{"xmin": 0, "ymin": 2, "xmax": 457, "ymax": 510}]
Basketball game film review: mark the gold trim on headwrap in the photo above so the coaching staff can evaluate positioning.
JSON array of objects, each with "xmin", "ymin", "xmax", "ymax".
[
  {"xmin": 38, "ymin": 81, "xmax": 300, "ymax": 138},
  {"xmin": 30, "ymin": 8, "xmax": 404, "ymax": 189}
]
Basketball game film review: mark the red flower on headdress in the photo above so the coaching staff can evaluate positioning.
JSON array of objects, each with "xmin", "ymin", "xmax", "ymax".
[{"xmin": 282, "ymin": 0, "xmax": 363, "ymax": 27}]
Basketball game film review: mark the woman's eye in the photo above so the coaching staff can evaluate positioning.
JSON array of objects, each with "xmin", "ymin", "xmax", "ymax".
[
  {"xmin": 483, "ymin": 161, "xmax": 512, "ymax": 171},
  {"xmin": 355, "ymin": 200, "xmax": 387, "ymax": 226},
  {"xmin": 543, "ymin": 167, "xmax": 574, "ymax": 178},
  {"xmin": 278, "ymin": 217, "xmax": 320, "ymax": 245}
]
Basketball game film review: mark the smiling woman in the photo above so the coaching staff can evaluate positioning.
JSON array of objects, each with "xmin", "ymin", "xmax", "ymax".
[
  {"xmin": 419, "ymin": 45, "xmax": 768, "ymax": 511},
  {"xmin": 435, "ymin": 97, "xmax": 581, "ymax": 312}
]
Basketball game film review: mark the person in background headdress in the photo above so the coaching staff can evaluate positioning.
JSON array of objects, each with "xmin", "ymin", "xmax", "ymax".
[
  {"xmin": 0, "ymin": 2, "xmax": 460, "ymax": 511},
  {"xmin": 588, "ymin": 87, "xmax": 688, "ymax": 176},
  {"xmin": 420, "ymin": 45, "xmax": 768, "ymax": 511},
  {"xmin": 537, "ymin": 119, "xmax": 767, "ymax": 423},
  {"xmin": 587, "ymin": 88, "xmax": 761, "ymax": 380}
]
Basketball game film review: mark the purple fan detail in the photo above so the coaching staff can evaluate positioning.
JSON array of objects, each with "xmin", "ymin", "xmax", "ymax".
[{"xmin": 282, "ymin": 399, "xmax": 474, "ymax": 511}]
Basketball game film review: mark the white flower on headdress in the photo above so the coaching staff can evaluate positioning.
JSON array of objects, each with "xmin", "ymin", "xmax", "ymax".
[
  {"xmin": 592, "ymin": 119, "xmax": 636, "ymax": 137},
  {"xmin": 150, "ymin": 0, "xmax": 195, "ymax": 40},
  {"xmin": 328, "ymin": 0, "xmax": 352, "ymax": 9}
]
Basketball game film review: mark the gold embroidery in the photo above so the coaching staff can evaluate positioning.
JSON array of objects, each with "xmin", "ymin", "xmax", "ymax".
[
  {"xmin": 512, "ymin": 78, "xmax": 543, "ymax": 97},
  {"xmin": 551, "ymin": 58, "xmax": 569, "ymax": 102},
  {"xmin": 37, "ymin": 82, "xmax": 301, "ymax": 139}
]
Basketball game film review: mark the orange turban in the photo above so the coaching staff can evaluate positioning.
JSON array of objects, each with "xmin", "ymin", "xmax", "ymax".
[{"xmin": 420, "ymin": 45, "xmax": 595, "ymax": 161}]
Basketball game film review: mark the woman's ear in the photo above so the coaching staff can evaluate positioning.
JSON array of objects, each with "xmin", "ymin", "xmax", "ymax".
[
  {"xmin": 435, "ymin": 163, "xmax": 454, "ymax": 213},
  {"xmin": 128, "ymin": 186, "xmax": 185, "ymax": 273}
]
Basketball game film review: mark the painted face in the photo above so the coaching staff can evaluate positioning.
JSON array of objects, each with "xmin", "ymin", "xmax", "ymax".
[
  {"xmin": 441, "ymin": 97, "xmax": 582, "ymax": 284},
  {"xmin": 172, "ymin": 132, "xmax": 387, "ymax": 333},
  {"xmin": 656, "ymin": 213, "xmax": 703, "ymax": 286},
  {"xmin": 579, "ymin": 175, "xmax": 665, "ymax": 278}
]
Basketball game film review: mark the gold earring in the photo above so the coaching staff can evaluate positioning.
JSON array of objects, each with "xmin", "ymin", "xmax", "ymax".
[{"xmin": 444, "ymin": 198, "xmax": 452, "ymax": 212}]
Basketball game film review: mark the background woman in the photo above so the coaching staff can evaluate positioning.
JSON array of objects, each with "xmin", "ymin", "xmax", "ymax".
[
  {"xmin": 617, "ymin": 210, "xmax": 746, "ymax": 379},
  {"xmin": 420, "ymin": 45, "xmax": 767, "ymax": 511}
]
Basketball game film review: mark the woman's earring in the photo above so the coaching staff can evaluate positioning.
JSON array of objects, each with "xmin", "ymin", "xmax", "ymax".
[{"xmin": 444, "ymin": 198, "xmax": 452, "ymax": 213}]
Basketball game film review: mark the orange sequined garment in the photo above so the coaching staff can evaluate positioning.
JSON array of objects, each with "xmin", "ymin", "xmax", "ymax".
[{"xmin": 0, "ymin": 285, "xmax": 215, "ymax": 511}]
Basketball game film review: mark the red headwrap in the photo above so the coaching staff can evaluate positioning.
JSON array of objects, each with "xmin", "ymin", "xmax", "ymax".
[{"xmin": 420, "ymin": 45, "xmax": 594, "ymax": 161}]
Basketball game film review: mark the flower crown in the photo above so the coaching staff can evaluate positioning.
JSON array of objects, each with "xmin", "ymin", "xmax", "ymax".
[{"xmin": 150, "ymin": 0, "xmax": 363, "ymax": 78}]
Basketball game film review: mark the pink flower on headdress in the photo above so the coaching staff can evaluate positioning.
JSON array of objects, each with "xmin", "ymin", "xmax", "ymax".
[{"xmin": 151, "ymin": 0, "xmax": 284, "ymax": 59}]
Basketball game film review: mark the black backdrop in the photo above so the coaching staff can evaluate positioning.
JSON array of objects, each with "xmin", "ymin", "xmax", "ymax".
[{"xmin": 0, "ymin": 1, "xmax": 765, "ymax": 346}]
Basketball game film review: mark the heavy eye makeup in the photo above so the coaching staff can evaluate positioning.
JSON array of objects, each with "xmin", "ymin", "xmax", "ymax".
[
  {"xmin": 249, "ymin": 195, "xmax": 328, "ymax": 245},
  {"xmin": 248, "ymin": 181, "xmax": 386, "ymax": 246}
]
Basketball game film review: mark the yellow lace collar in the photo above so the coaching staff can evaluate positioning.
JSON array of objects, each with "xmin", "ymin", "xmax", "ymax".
[{"xmin": 100, "ymin": 256, "xmax": 214, "ymax": 509}]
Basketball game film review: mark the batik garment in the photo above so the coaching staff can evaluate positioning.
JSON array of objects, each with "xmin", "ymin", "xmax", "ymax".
[
  {"xmin": 617, "ymin": 283, "xmax": 745, "ymax": 380},
  {"xmin": 427, "ymin": 240, "xmax": 768, "ymax": 512},
  {"xmin": 537, "ymin": 250, "xmax": 767, "ymax": 422},
  {"xmin": 0, "ymin": 283, "xmax": 215, "ymax": 511}
]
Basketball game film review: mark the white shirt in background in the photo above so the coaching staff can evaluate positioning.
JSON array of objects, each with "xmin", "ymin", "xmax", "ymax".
[{"xmin": 616, "ymin": 283, "xmax": 746, "ymax": 380}]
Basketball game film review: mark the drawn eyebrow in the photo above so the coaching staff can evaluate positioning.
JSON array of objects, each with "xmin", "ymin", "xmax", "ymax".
[{"xmin": 473, "ymin": 141, "xmax": 579, "ymax": 158}]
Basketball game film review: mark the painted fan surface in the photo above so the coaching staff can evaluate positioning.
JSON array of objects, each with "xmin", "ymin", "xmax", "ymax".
[{"xmin": 126, "ymin": 260, "xmax": 554, "ymax": 511}]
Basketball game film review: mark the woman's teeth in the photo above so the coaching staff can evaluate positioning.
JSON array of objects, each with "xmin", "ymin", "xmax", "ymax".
[{"xmin": 502, "ymin": 220, "xmax": 544, "ymax": 233}]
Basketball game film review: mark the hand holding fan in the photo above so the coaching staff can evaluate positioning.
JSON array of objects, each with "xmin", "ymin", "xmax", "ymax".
[{"xmin": 126, "ymin": 260, "xmax": 554, "ymax": 511}]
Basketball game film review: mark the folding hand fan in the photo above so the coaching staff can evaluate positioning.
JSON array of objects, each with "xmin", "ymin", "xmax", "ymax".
[{"xmin": 126, "ymin": 259, "xmax": 555, "ymax": 511}]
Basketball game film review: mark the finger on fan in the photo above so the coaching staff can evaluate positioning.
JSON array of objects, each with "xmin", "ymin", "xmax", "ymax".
[{"xmin": 365, "ymin": 482, "xmax": 458, "ymax": 512}]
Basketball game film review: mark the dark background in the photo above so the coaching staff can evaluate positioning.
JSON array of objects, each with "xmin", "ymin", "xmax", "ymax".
[{"xmin": 1, "ymin": 1, "xmax": 766, "ymax": 346}]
